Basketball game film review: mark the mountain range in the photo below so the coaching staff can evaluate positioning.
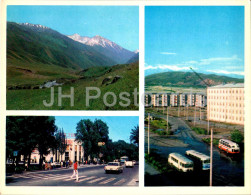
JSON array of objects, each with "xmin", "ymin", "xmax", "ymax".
[
  {"xmin": 68, "ymin": 34, "xmax": 135, "ymax": 64},
  {"xmin": 145, "ymin": 71, "xmax": 244, "ymax": 88},
  {"xmin": 7, "ymin": 22, "xmax": 138, "ymax": 70}
]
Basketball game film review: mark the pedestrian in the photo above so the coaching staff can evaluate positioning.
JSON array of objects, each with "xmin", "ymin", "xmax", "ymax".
[
  {"xmin": 66, "ymin": 160, "xmax": 69, "ymax": 168},
  {"xmin": 71, "ymin": 161, "xmax": 79, "ymax": 181}
]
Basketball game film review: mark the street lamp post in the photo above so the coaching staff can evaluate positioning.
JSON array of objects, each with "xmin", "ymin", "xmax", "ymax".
[
  {"xmin": 148, "ymin": 113, "xmax": 150, "ymax": 155},
  {"xmin": 210, "ymin": 128, "xmax": 213, "ymax": 186}
]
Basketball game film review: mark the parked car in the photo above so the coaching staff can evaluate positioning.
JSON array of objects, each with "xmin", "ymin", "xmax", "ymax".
[{"xmin": 104, "ymin": 162, "xmax": 123, "ymax": 173}]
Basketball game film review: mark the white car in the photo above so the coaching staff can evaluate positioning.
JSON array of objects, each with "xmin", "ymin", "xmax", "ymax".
[
  {"xmin": 104, "ymin": 162, "xmax": 123, "ymax": 173},
  {"xmin": 125, "ymin": 161, "xmax": 134, "ymax": 168}
]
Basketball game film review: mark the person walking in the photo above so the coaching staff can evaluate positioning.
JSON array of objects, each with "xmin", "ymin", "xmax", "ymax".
[{"xmin": 71, "ymin": 161, "xmax": 79, "ymax": 181}]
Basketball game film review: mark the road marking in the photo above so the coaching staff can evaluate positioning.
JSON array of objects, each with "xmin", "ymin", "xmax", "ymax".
[
  {"xmin": 63, "ymin": 175, "xmax": 86, "ymax": 181},
  {"xmin": 87, "ymin": 177, "xmax": 106, "ymax": 184},
  {"xmin": 78, "ymin": 176, "xmax": 96, "ymax": 183},
  {"xmin": 11, "ymin": 175, "xmax": 31, "ymax": 179},
  {"xmin": 50, "ymin": 175, "xmax": 72, "ymax": 180},
  {"xmin": 113, "ymin": 178, "xmax": 126, "ymax": 186},
  {"xmin": 99, "ymin": 177, "xmax": 116, "ymax": 184}
]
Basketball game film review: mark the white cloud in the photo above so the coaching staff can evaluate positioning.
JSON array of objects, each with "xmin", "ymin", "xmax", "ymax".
[
  {"xmin": 206, "ymin": 70, "xmax": 244, "ymax": 76},
  {"xmin": 199, "ymin": 55, "xmax": 241, "ymax": 65},
  {"xmin": 160, "ymin": 52, "xmax": 176, "ymax": 55},
  {"xmin": 145, "ymin": 64, "xmax": 197, "ymax": 71},
  {"xmin": 145, "ymin": 65, "xmax": 158, "ymax": 70}
]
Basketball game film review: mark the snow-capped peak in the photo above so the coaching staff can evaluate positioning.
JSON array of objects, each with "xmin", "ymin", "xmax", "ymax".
[
  {"xmin": 134, "ymin": 50, "xmax": 139, "ymax": 54},
  {"xmin": 20, "ymin": 22, "xmax": 49, "ymax": 29},
  {"xmin": 68, "ymin": 34, "xmax": 123, "ymax": 50}
]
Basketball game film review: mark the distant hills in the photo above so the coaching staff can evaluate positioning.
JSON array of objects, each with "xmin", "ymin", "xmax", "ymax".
[
  {"xmin": 7, "ymin": 22, "xmax": 138, "ymax": 70},
  {"xmin": 145, "ymin": 71, "xmax": 244, "ymax": 88}
]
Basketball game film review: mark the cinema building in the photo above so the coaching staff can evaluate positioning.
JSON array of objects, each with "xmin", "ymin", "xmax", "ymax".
[{"xmin": 207, "ymin": 83, "xmax": 244, "ymax": 125}]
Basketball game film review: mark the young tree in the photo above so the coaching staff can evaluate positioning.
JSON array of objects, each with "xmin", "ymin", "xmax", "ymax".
[{"xmin": 56, "ymin": 128, "xmax": 67, "ymax": 162}]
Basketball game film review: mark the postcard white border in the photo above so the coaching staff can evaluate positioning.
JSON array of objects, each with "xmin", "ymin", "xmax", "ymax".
[{"xmin": 0, "ymin": 0, "xmax": 250, "ymax": 195}]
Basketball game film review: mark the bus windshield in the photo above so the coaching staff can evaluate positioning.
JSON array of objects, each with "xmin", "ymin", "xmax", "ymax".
[
  {"xmin": 203, "ymin": 159, "xmax": 210, "ymax": 164},
  {"xmin": 184, "ymin": 163, "xmax": 193, "ymax": 168}
]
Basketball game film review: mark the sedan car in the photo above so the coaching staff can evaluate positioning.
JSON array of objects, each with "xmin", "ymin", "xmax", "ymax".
[{"xmin": 104, "ymin": 162, "xmax": 123, "ymax": 173}]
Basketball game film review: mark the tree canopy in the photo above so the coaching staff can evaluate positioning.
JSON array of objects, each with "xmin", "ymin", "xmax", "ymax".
[{"xmin": 6, "ymin": 116, "xmax": 58, "ymax": 167}]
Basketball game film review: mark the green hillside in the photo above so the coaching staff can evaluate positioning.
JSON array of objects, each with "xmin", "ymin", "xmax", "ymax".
[
  {"xmin": 7, "ymin": 22, "xmax": 116, "ymax": 70},
  {"xmin": 7, "ymin": 62, "xmax": 139, "ymax": 110},
  {"xmin": 145, "ymin": 71, "xmax": 244, "ymax": 88}
]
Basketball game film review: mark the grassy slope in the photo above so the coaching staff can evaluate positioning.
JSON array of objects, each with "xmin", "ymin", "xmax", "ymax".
[
  {"xmin": 7, "ymin": 62, "xmax": 139, "ymax": 110},
  {"xmin": 7, "ymin": 22, "xmax": 116, "ymax": 70},
  {"xmin": 7, "ymin": 59, "xmax": 80, "ymax": 87}
]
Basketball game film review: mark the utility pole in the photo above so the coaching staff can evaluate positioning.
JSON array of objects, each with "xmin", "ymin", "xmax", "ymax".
[
  {"xmin": 194, "ymin": 105, "xmax": 196, "ymax": 126},
  {"xmin": 210, "ymin": 128, "xmax": 213, "ymax": 186},
  {"xmin": 148, "ymin": 113, "xmax": 150, "ymax": 154},
  {"xmin": 186, "ymin": 104, "xmax": 188, "ymax": 120},
  {"xmin": 166, "ymin": 106, "xmax": 169, "ymax": 133},
  {"xmin": 178, "ymin": 105, "xmax": 180, "ymax": 117}
]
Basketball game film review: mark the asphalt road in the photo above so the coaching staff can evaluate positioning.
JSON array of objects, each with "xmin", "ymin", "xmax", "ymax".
[
  {"xmin": 6, "ymin": 164, "xmax": 139, "ymax": 186},
  {"xmin": 145, "ymin": 113, "xmax": 244, "ymax": 186}
]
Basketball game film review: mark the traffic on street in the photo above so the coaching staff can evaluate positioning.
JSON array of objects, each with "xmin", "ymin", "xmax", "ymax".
[{"xmin": 6, "ymin": 163, "xmax": 139, "ymax": 186}]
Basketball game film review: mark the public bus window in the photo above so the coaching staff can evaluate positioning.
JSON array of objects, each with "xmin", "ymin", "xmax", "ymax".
[{"xmin": 204, "ymin": 160, "xmax": 210, "ymax": 163}]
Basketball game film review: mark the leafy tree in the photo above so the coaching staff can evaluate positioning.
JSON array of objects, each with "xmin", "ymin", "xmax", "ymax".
[
  {"xmin": 231, "ymin": 129, "xmax": 244, "ymax": 144},
  {"xmin": 35, "ymin": 116, "xmax": 57, "ymax": 168},
  {"xmin": 6, "ymin": 116, "xmax": 58, "ymax": 169},
  {"xmin": 130, "ymin": 125, "xmax": 139, "ymax": 147},
  {"xmin": 6, "ymin": 117, "xmax": 39, "ymax": 167},
  {"xmin": 75, "ymin": 119, "xmax": 109, "ymax": 162}
]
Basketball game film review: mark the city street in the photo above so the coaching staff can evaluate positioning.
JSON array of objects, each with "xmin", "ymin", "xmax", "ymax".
[
  {"xmin": 6, "ymin": 164, "xmax": 139, "ymax": 186},
  {"xmin": 145, "ymin": 113, "xmax": 244, "ymax": 186}
]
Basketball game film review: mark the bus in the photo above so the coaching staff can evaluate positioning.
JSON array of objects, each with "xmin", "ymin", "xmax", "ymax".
[
  {"xmin": 218, "ymin": 139, "xmax": 240, "ymax": 154},
  {"xmin": 120, "ymin": 156, "xmax": 129, "ymax": 165},
  {"xmin": 168, "ymin": 153, "xmax": 193, "ymax": 172},
  {"xmin": 185, "ymin": 150, "xmax": 210, "ymax": 170}
]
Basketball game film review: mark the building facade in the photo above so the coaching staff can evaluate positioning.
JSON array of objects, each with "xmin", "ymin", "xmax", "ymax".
[
  {"xmin": 29, "ymin": 137, "xmax": 84, "ymax": 164},
  {"xmin": 207, "ymin": 83, "xmax": 244, "ymax": 125},
  {"xmin": 145, "ymin": 92, "xmax": 206, "ymax": 107}
]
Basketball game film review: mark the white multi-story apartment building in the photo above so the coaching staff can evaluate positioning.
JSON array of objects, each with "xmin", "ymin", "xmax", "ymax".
[
  {"xmin": 162, "ymin": 94, "xmax": 170, "ymax": 107},
  {"xmin": 207, "ymin": 83, "xmax": 244, "ymax": 125},
  {"xmin": 187, "ymin": 94, "xmax": 195, "ymax": 106},
  {"xmin": 195, "ymin": 93, "xmax": 207, "ymax": 107},
  {"xmin": 170, "ymin": 94, "xmax": 179, "ymax": 106},
  {"xmin": 179, "ymin": 94, "xmax": 187, "ymax": 106}
]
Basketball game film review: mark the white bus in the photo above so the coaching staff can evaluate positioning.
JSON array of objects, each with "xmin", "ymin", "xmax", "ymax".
[
  {"xmin": 120, "ymin": 156, "xmax": 129, "ymax": 165},
  {"xmin": 186, "ymin": 150, "xmax": 210, "ymax": 170},
  {"xmin": 218, "ymin": 139, "xmax": 240, "ymax": 154},
  {"xmin": 168, "ymin": 153, "xmax": 193, "ymax": 172}
]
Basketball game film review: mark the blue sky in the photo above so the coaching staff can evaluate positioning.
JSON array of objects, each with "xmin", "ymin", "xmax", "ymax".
[
  {"xmin": 54, "ymin": 116, "xmax": 138, "ymax": 143},
  {"xmin": 7, "ymin": 6, "xmax": 139, "ymax": 51},
  {"xmin": 145, "ymin": 6, "xmax": 244, "ymax": 78}
]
